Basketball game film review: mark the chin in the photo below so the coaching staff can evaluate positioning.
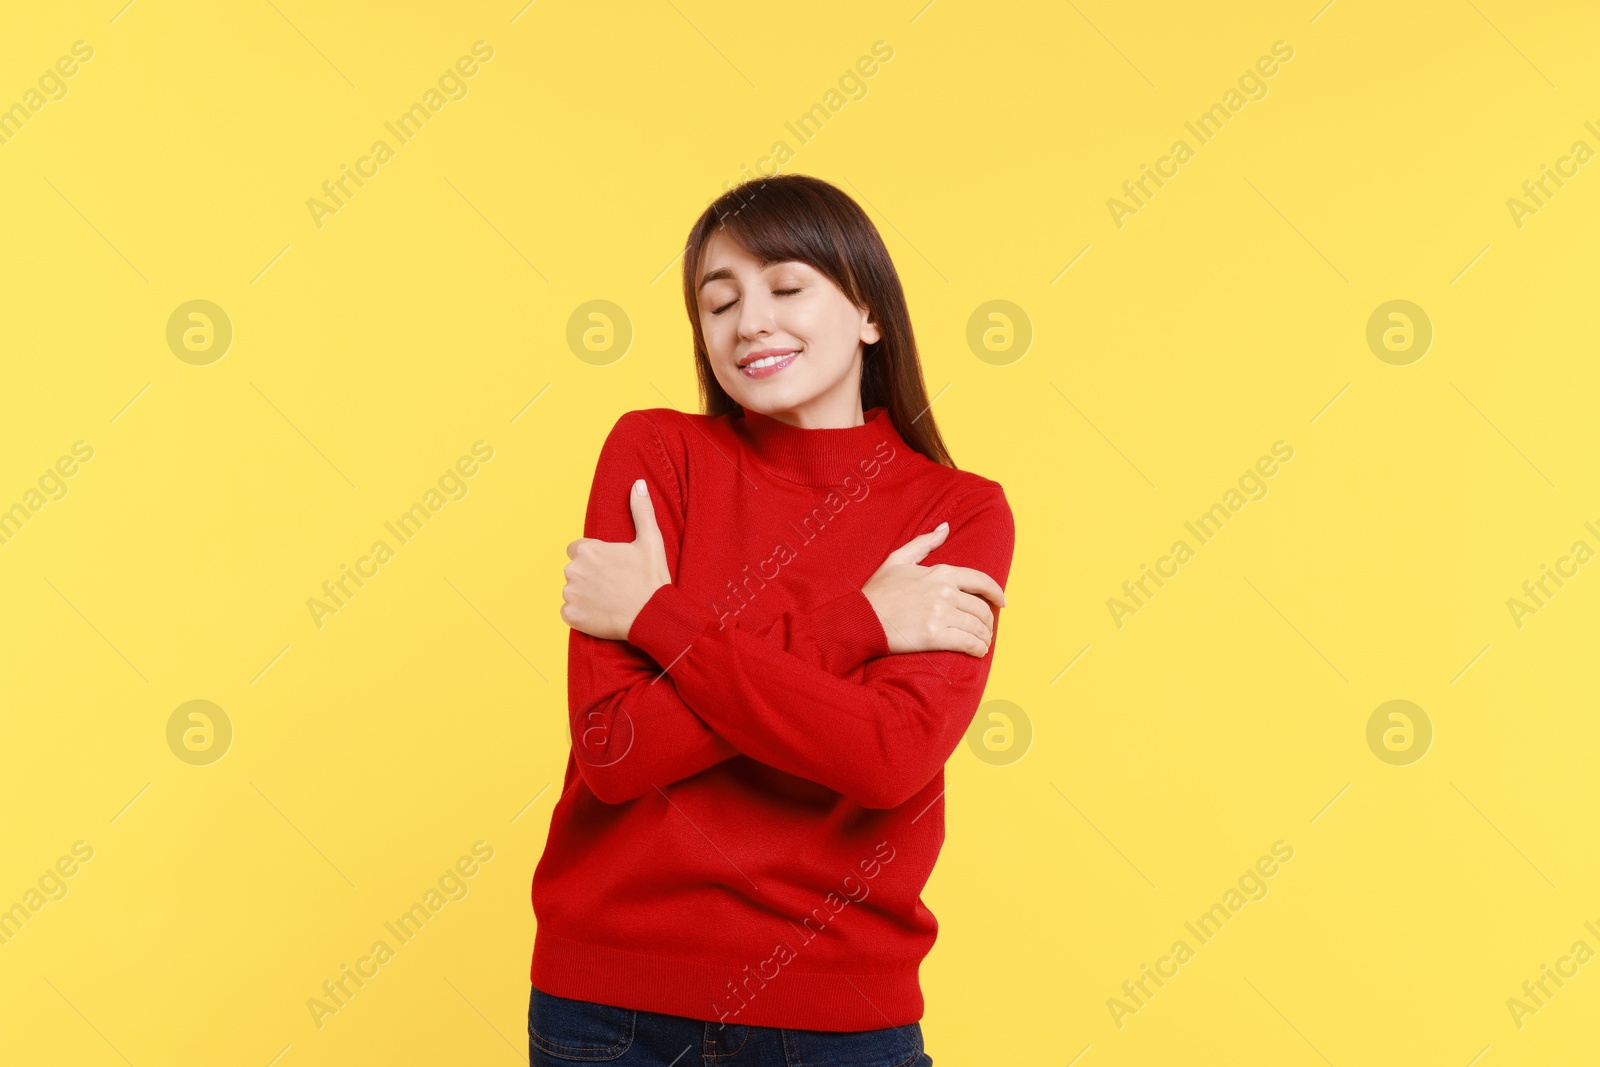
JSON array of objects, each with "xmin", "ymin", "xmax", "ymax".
[
  {"xmin": 742, "ymin": 388, "xmax": 816, "ymax": 415},
  {"xmin": 727, "ymin": 378, "xmax": 812, "ymax": 410}
]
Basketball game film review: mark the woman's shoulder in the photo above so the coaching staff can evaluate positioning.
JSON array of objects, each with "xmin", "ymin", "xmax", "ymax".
[
  {"xmin": 605, "ymin": 406, "xmax": 727, "ymax": 458},
  {"xmin": 909, "ymin": 455, "xmax": 1009, "ymax": 510},
  {"xmin": 605, "ymin": 406, "xmax": 686, "ymax": 434},
  {"xmin": 894, "ymin": 455, "xmax": 1013, "ymax": 549},
  {"xmin": 941, "ymin": 469, "xmax": 1012, "ymax": 532},
  {"xmin": 904, "ymin": 464, "xmax": 1014, "ymax": 576},
  {"xmin": 597, "ymin": 408, "xmax": 751, "ymax": 489},
  {"xmin": 615, "ymin": 406, "xmax": 724, "ymax": 430}
]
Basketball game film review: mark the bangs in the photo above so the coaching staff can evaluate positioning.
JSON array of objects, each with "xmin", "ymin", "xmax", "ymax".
[{"xmin": 697, "ymin": 184, "xmax": 864, "ymax": 307}]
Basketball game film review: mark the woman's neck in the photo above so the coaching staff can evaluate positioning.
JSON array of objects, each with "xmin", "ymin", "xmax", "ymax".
[
  {"xmin": 749, "ymin": 391, "xmax": 866, "ymax": 430},
  {"xmin": 737, "ymin": 403, "xmax": 899, "ymax": 486}
]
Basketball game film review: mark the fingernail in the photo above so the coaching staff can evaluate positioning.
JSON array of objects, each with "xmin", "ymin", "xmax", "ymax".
[
  {"xmin": 936, "ymin": 521, "xmax": 948, "ymax": 533},
  {"xmin": 633, "ymin": 479, "xmax": 646, "ymax": 496}
]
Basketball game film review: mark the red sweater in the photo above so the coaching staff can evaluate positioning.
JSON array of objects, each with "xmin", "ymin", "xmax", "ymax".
[{"xmin": 530, "ymin": 403, "xmax": 1015, "ymax": 1031}]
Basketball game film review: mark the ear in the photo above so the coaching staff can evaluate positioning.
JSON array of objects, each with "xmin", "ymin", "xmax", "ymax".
[{"xmin": 861, "ymin": 311, "xmax": 881, "ymax": 345}]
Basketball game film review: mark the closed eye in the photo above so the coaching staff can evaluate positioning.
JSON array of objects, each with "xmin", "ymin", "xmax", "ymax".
[{"xmin": 711, "ymin": 288, "xmax": 803, "ymax": 316}]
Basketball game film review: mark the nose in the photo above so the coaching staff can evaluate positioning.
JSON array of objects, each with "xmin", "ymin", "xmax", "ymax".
[{"xmin": 735, "ymin": 287, "xmax": 775, "ymax": 340}]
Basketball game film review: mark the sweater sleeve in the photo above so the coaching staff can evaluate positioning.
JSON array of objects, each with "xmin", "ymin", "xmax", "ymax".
[
  {"xmin": 626, "ymin": 484, "xmax": 1015, "ymax": 810},
  {"xmin": 568, "ymin": 411, "xmax": 892, "ymax": 804}
]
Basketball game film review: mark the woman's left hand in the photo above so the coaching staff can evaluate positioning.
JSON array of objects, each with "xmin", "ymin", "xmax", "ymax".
[{"xmin": 560, "ymin": 478, "xmax": 673, "ymax": 641}]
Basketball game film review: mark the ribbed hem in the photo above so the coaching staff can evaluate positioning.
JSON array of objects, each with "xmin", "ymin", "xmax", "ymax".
[
  {"xmin": 530, "ymin": 927, "xmax": 924, "ymax": 1030},
  {"xmin": 629, "ymin": 583, "xmax": 713, "ymax": 671},
  {"xmin": 808, "ymin": 587, "xmax": 891, "ymax": 669}
]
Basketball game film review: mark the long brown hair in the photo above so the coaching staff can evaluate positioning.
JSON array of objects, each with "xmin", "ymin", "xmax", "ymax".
[{"xmin": 679, "ymin": 173, "xmax": 956, "ymax": 469}]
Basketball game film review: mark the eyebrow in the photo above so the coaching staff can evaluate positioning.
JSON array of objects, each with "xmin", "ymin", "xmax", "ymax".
[{"xmin": 697, "ymin": 257, "xmax": 792, "ymax": 293}]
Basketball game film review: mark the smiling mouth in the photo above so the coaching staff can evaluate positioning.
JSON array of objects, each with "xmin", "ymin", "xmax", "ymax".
[
  {"xmin": 739, "ymin": 349, "xmax": 800, "ymax": 377},
  {"xmin": 738, "ymin": 347, "xmax": 797, "ymax": 367}
]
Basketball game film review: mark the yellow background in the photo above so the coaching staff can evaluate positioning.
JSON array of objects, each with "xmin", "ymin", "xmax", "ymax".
[{"xmin": 2, "ymin": 1, "xmax": 1597, "ymax": 1063}]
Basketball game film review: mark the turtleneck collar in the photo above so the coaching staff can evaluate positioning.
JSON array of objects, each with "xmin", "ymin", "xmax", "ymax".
[{"xmin": 737, "ymin": 404, "xmax": 903, "ymax": 487}]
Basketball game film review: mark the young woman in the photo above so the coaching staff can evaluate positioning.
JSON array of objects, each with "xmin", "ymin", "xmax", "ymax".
[{"xmin": 529, "ymin": 173, "xmax": 1015, "ymax": 1067}]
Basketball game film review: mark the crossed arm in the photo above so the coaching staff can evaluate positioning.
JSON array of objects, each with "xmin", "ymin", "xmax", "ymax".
[{"xmin": 566, "ymin": 411, "xmax": 1014, "ymax": 808}]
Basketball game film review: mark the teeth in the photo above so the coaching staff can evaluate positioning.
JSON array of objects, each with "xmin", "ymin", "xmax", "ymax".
[{"xmin": 744, "ymin": 352, "xmax": 793, "ymax": 370}]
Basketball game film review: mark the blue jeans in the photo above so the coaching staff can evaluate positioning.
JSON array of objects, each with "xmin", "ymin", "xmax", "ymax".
[{"xmin": 528, "ymin": 984, "xmax": 933, "ymax": 1066}]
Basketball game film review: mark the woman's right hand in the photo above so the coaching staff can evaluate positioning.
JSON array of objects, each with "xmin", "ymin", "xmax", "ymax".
[{"xmin": 861, "ymin": 522, "xmax": 1008, "ymax": 658}]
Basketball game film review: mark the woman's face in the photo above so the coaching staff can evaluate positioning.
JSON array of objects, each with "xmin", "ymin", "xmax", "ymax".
[{"xmin": 695, "ymin": 229, "xmax": 880, "ymax": 428}]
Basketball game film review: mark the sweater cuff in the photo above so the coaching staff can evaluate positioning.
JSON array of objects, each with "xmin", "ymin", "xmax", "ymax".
[
  {"xmin": 627, "ymin": 583, "xmax": 712, "ymax": 674},
  {"xmin": 627, "ymin": 583, "xmax": 891, "ymax": 676},
  {"xmin": 806, "ymin": 587, "xmax": 891, "ymax": 669}
]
